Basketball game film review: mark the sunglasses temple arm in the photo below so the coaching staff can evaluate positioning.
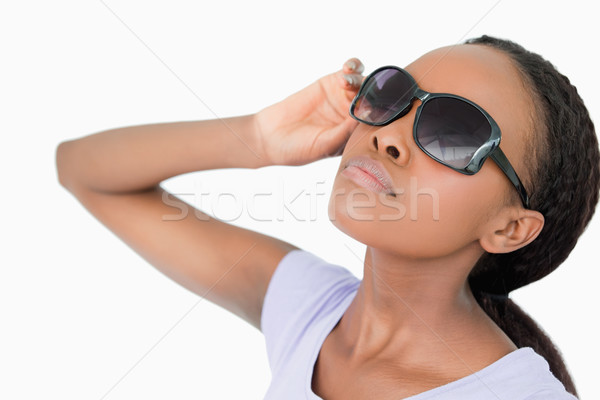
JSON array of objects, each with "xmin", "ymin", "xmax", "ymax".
[{"xmin": 490, "ymin": 148, "xmax": 531, "ymax": 209}]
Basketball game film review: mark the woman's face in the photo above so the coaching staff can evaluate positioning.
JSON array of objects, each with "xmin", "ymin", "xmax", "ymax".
[{"xmin": 328, "ymin": 44, "xmax": 534, "ymax": 258}]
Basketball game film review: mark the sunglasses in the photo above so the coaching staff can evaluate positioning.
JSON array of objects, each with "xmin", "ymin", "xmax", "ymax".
[{"xmin": 349, "ymin": 66, "xmax": 530, "ymax": 209}]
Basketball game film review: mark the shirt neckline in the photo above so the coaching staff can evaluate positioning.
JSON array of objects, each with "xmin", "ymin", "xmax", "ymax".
[{"xmin": 303, "ymin": 286, "xmax": 534, "ymax": 400}]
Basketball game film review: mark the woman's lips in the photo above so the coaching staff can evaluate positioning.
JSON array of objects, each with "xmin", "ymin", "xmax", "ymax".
[{"xmin": 341, "ymin": 155, "xmax": 396, "ymax": 196}]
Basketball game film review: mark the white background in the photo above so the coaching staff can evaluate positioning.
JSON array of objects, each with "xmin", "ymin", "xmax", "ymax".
[{"xmin": 1, "ymin": 1, "xmax": 598, "ymax": 399}]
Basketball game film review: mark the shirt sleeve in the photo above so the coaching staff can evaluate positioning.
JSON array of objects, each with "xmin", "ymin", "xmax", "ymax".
[{"xmin": 260, "ymin": 249, "xmax": 360, "ymax": 372}]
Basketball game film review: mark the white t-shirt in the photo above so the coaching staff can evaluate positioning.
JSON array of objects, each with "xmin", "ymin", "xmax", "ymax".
[{"xmin": 261, "ymin": 249, "xmax": 578, "ymax": 400}]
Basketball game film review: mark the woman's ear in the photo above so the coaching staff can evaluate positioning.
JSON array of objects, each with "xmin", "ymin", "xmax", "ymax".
[{"xmin": 479, "ymin": 209, "xmax": 545, "ymax": 254}]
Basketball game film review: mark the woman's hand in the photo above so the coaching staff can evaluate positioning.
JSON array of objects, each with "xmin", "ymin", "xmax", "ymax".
[{"xmin": 254, "ymin": 58, "xmax": 365, "ymax": 166}]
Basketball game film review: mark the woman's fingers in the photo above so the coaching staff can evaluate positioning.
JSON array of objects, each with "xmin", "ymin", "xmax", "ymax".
[
  {"xmin": 339, "ymin": 57, "xmax": 365, "ymax": 92},
  {"xmin": 339, "ymin": 73, "xmax": 363, "ymax": 89},
  {"xmin": 343, "ymin": 58, "xmax": 364, "ymax": 74}
]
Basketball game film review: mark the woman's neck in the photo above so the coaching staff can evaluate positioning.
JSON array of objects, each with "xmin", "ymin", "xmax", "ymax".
[{"xmin": 334, "ymin": 241, "xmax": 513, "ymax": 366}]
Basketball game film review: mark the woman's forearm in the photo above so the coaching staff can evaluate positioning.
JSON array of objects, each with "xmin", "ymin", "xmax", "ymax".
[{"xmin": 56, "ymin": 115, "xmax": 266, "ymax": 193}]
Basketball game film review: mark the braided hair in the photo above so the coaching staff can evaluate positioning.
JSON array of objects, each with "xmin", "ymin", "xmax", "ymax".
[{"xmin": 464, "ymin": 35, "xmax": 600, "ymax": 398}]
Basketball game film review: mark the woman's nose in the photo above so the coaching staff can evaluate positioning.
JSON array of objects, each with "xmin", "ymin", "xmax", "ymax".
[{"xmin": 369, "ymin": 124, "xmax": 411, "ymax": 167}]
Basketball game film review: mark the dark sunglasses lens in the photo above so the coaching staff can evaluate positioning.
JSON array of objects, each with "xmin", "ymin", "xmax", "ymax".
[
  {"xmin": 353, "ymin": 69, "xmax": 416, "ymax": 124},
  {"xmin": 416, "ymin": 97, "xmax": 492, "ymax": 169}
]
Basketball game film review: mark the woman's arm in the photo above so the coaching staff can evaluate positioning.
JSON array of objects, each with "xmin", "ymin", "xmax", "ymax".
[
  {"xmin": 56, "ymin": 115, "xmax": 266, "ymax": 193},
  {"xmin": 56, "ymin": 115, "xmax": 298, "ymax": 330},
  {"xmin": 55, "ymin": 59, "xmax": 364, "ymax": 330}
]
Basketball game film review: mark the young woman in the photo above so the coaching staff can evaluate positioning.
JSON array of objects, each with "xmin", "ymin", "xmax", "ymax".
[{"xmin": 56, "ymin": 35, "xmax": 598, "ymax": 399}]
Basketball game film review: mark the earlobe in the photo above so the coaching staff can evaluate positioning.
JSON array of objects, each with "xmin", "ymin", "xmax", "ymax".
[{"xmin": 480, "ymin": 209, "xmax": 545, "ymax": 254}]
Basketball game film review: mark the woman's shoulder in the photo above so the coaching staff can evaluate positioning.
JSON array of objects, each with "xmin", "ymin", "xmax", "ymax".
[
  {"xmin": 260, "ymin": 248, "xmax": 361, "ymax": 375},
  {"xmin": 480, "ymin": 347, "xmax": 577, "ymax": 400},
  {"xmin": 260, "ymin": 248, "xmax": 360, "ymax": 325},
  {"xmin": 407, "ymin": 347, "xmax": 577, "ymax": 400},
  {"xmin": 264, "ymin": 249, "xmax": 360, "ymax": 301}
]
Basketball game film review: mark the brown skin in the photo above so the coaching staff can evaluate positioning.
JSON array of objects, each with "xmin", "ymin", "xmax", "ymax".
[
  {"xmin": 319, "ymin": 45, "xmax": 545, "ymax": 398},
  {"xmin": 55, "ymin": 44, "xmax": 544, "ymax": 399}
]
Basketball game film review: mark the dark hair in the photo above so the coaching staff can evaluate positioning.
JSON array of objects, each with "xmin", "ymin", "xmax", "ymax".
[{"xmin": 465, "ymin": 35, "xmax": 600, "ymax": 398}]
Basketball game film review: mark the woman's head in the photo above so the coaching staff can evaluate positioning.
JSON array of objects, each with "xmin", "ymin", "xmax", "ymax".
[
  {"xmin": 330, "ymin": 34, "xmax": 599, "ymax": 396},
  {"xmin": 329, "ymin": 41, "xmax": 546, "ymax": 261}
]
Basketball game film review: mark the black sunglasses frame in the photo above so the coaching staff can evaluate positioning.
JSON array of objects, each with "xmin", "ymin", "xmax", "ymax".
[{"xmin": 349, "ymin": 65, "xmax": 531, "ymax": 209}]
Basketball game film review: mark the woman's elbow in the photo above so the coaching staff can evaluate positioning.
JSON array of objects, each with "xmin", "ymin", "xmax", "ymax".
[{"xmin": 55, "ymin": 140, "xmax": 77, "ymax": 189}]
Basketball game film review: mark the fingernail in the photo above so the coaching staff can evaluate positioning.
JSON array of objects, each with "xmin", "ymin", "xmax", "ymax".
[
  {"xmin": 346, "ymin": 60, "xmax": 357, "ymax": 70},
  {"xmin": 344, "ymin": 75, "xmax": 354, "ymax": 85}
]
